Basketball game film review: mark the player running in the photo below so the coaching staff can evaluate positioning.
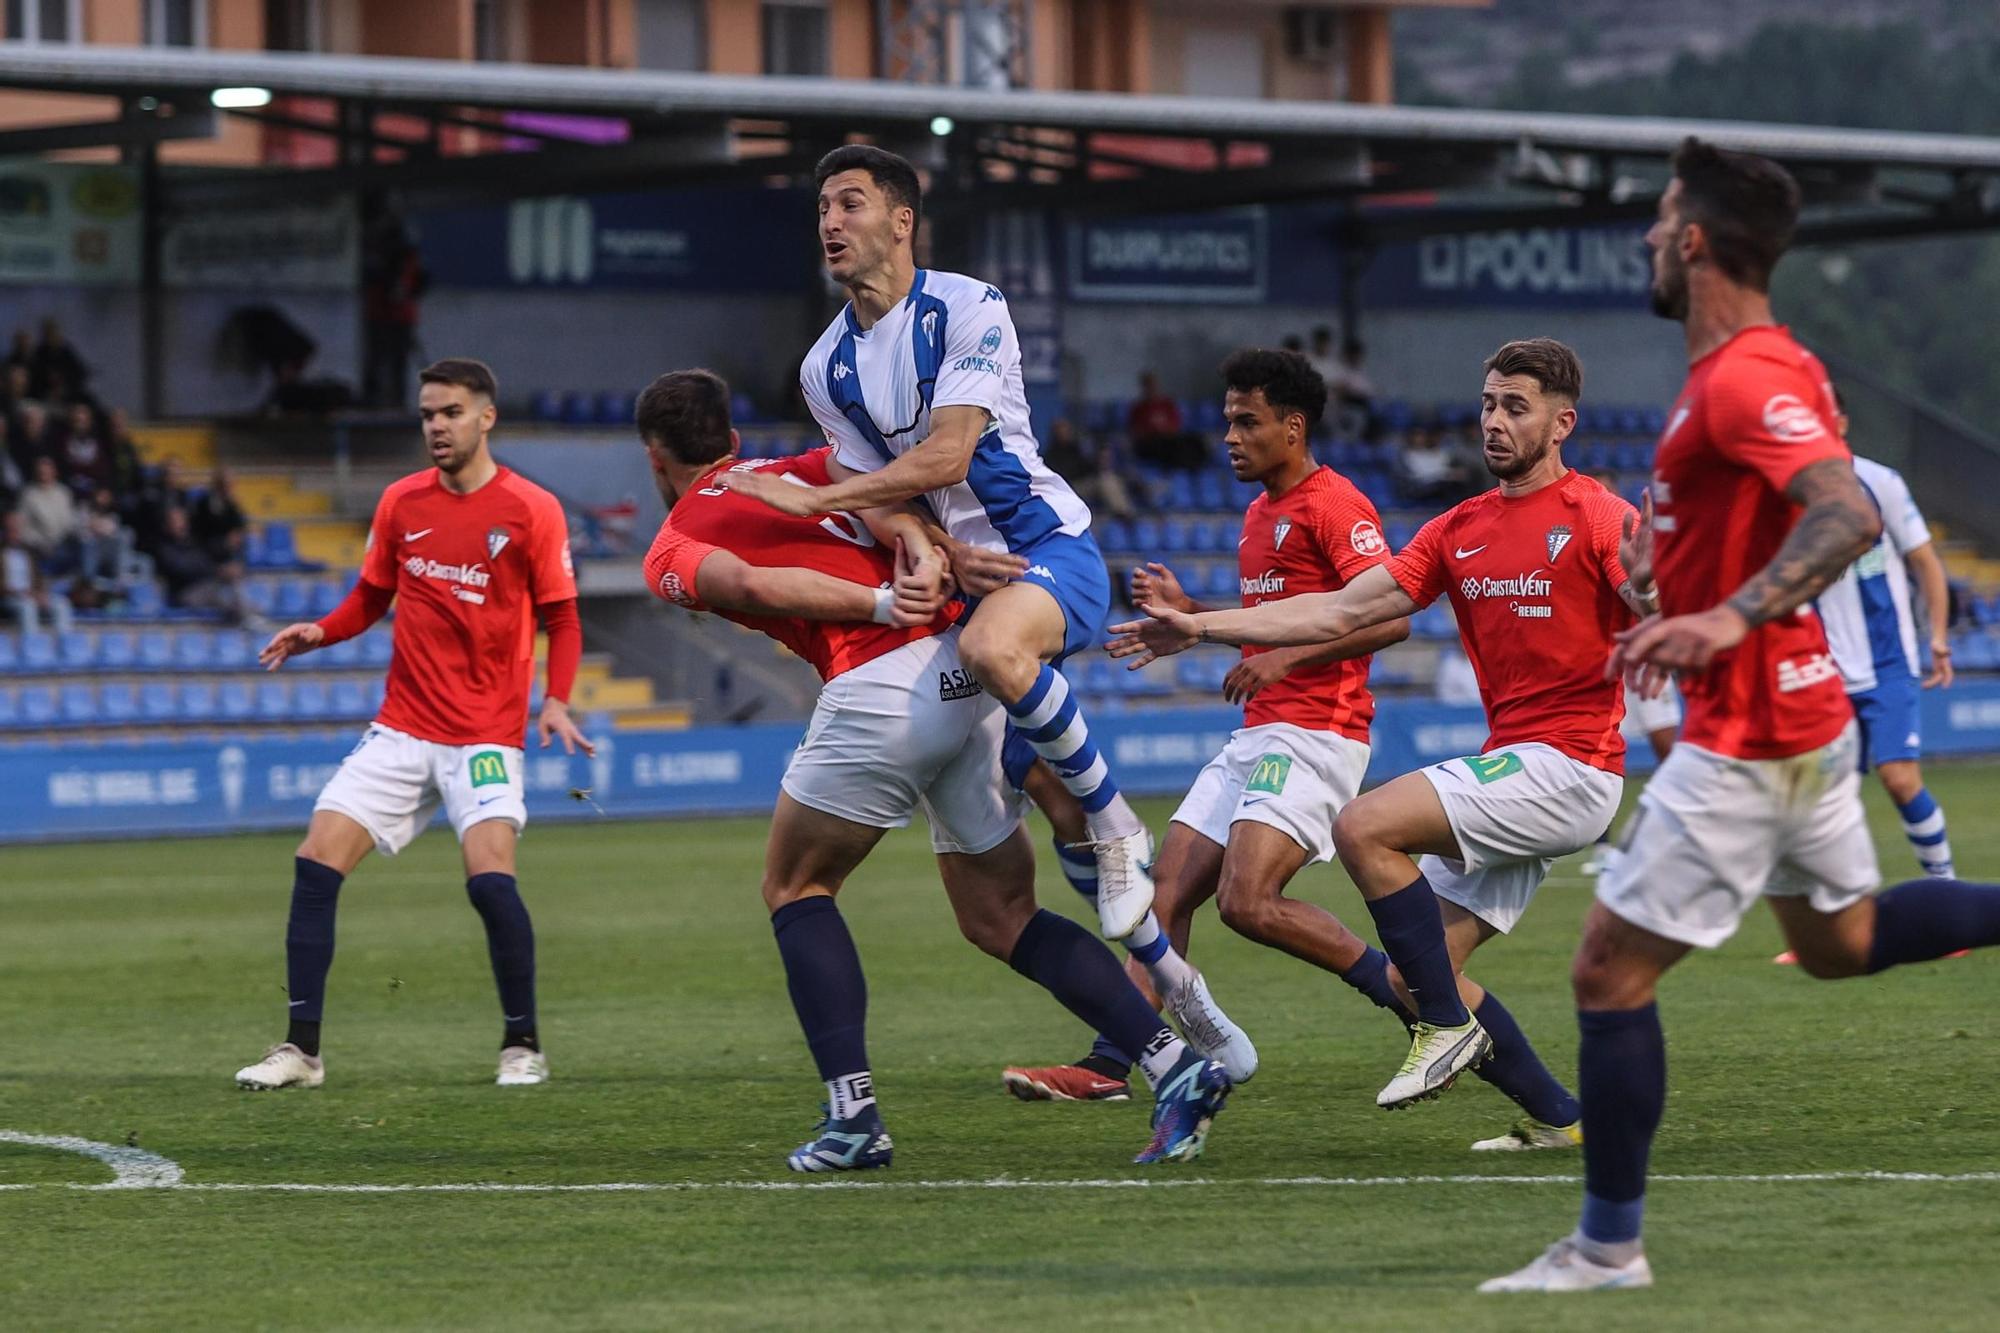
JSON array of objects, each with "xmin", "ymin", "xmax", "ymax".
[
  {"xmin": 235, "ymin": 358, "xmax": 593, "ymax": 1091},
  {"xmin": 638, "ymin": 369, "xmax": 1232, "ymax": 1170},
  {"xmin": 1483, "ymin": 139, "xmax": 2000, "ymax": 1295},
  {"xmin": 1002, "ymin": 347, "xmax": 1408, "ymax": 1099},
  {"xmin": 718, "ymin": 145, "xmax": 1159, "ymax": 945},
  {"xmin": 1114, "ymin": 338, "xmax": 1652, "ymax": 1133}
]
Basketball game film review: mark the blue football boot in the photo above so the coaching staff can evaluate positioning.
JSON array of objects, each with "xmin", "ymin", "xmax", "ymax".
[
  {"xmin": 1134, "ymin": 1054, "xmax": 1232, "ymax": 1165},
  {"xmin": 787, "ymin": 1105, "xmax": 894, "ymax": 1174}
]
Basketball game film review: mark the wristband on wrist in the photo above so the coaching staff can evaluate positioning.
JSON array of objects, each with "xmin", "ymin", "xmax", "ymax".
[{"xmin": 870, "ymin": 586, "xmax": 897, "ymax": 624}]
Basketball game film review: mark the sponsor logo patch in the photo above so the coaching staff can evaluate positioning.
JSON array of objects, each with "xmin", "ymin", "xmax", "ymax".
[
  {"xmin": 1246, "ymin": 753, "xmax": 1292, "ymax": 795},
  {"xmin": 659, "ymin": 570, "xmax": 696, "ymax": 607},
  {"xmin": 938, "ymin": 668, "xmax": 983, "ymax": 702},
  {"xmin": 1241, "ymin": 571, "xmax": 1286, "ymax": 597},
  {"xmin": 1457, "ymin": 570, "xmax": 1552, "ymax": 601},
  {"xmin": 1273, "ymin": 518, "xmax": 1293, "ymax": 551},
  {"xmin": 1776, "ymin": 652, "xmax": 1841, "ymax": 694},
  {"xmin": 1350, "ymin": 520, "xmax": 1386, "ymax": 556},
  {"xmin": 487, "ymin": 526, "xmax": 511, "ymax": 560},
  {"xmin": 1761, "ymin": 393, "xmax": 1830, "ymax": 443},
  {"xmin": 978, "ymin": 325, "xmax": 1003, "ymax": 355},
  {"xmin": 1462, "ymin": 752, "xmax": 1524, "ymax": 784},
  {"xmin": 468, "ymin": 750, "xmax": 509, "ymax": 788},
  {"xmin": 1546, "ymin": 524, "xmax": 1573, "ymax": 563}
]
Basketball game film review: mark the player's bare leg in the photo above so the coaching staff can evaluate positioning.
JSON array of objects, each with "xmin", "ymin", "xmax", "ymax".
[
  {"xmin": 960, "ymin": 581, "xmax": 1155, "ymax": 939},
  {"xmin": 763, "ymin": 794, "xmax": 895, "ymax": 1171},
  {"xmin": 1333, "ymin": 772, "xmax": 1491, "ymax": 1105},
  {"xmin": 1379, "ymin": 903, "xmax": 1582, "ymax": 1149},
  {"xmin": 236, "ymin": 809, "xmax": 376, "ymax": 1090},
  {"xmin": 458, "ymin": 818, "xmax": 545, "ymax": 1085},
  {"xmin": 944, "ymin": 823, "xmax": 1233, "ymax": 1163}
]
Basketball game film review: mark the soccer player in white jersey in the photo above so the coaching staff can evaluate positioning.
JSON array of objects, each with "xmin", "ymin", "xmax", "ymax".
[
  {"xmin": 1811, "ymin": 397, "xmax": 1955, "ymax": 878},
  {"xmin": 720, "ymin": 146, "xmax": 1159, "ymax": 946}
]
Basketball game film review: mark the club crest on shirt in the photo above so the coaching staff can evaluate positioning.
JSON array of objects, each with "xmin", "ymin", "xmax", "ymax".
[
  {"xmin": 487, "ymin": 527, "xmax": 511, "ymax": 560},
  {"xmin": 1546, "ymin": 525, "xmax": 1573, "ymax": 563},
  {"xmin": 1272, "ymin": 519, "xmax": 1293, "ymax": 551}
]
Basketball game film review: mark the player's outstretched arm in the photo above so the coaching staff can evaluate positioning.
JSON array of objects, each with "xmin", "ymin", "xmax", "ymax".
[
  {"xmin": 1108, "ymin": 564, "xmax": 1417, "ymax": 666},
  {"xmin": 721, "ymin": 407, "xmax": 988, "ymax": 517},
  {"xmin": 1613, "ymin": 458, "xmax": 1882, "ymax": 675},
  {"xmin": 1221, "ymin": 616, "xmax": 1412, "ymax": 705},
  {"xmin": 693, "ymin": 548, "xmax": 939, "ymax": 626},
  {"xmin": 261, "ymin": 577, "xmax": 394, "ymax": 669}
]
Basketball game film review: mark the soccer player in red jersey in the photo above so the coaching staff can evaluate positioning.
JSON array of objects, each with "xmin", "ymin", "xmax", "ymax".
[
  {"xmin": 638, "ymin": 370, "xmax": 1232, "ymax": 1171},
  {"xmin": 1004, "ymin": 347, "xmax": 1409, "ymax": 1098},
  {"xmin": 234, "ymin": 358, "xmax": 594, "ymax": 1092},
  {"xmin": 1483, "ymin": 141, "xmax": 2000, "ymax": 1295},
  {"xmin": 1114, "ymin": 339, "xmax": 1655, "ymax": 1136}
]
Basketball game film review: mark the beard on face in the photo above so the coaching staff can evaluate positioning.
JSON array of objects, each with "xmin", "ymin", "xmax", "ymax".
[
  {"xmin": 1650, "ymin": 252, "xmax": 1689, "ymax": 320},
  {"xmin": 1485, "ymin": 428, "xmax": 1554, "ymax": 480}
]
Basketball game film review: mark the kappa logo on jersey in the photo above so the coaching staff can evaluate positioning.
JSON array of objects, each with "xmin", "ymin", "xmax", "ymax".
[
  {"xmin": 921, "ymin": 310, "xmax": 939, "ymax": 344},
  {"xmin": 1546, "ymin": 524, "xmax": 1573, "ymax": 563},
  {"xmin": 658, "ymin": 569, "xmax": 696, "ymax": 607},
  {"xmin": 1762, "ymin": 393, "xmax": 1830, "ymax": 443},
  {"xmin": 1350, "ymin": 520, "xmax": 1386, "ymax": 557},
  {"xmin": 1458, "ymin": 570, "xmax": 1553, "ymax": 601},
  {"xmin": 487, "ymin": 526, "xmax": 510, "ymax": 560},
  {"xmin": 1272, "ymin": 519, "xmax": 1293, "ymax": 551},
  {"xmin": 1776, "ymin": 652, "xmax": 1841, "ymax": 694},
  {"xmin": 981, "ymin": 285, "xmax": 1002, "ymax": 302},
  {"xmin": 832, "ymin": 360, "xmax": 853, "ymax": 381},
  {"xmin": 938, "ymin": 668, "xmax": 983, "ymax": 702},
  {"xmin": 1242, "ymin": 571, "xmax": 1286, "ymax": 597}
]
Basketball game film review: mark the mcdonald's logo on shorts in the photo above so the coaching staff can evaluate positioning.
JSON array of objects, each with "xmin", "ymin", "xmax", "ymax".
[
  {"xmin": 1246, "ymin": 753, "xmax": 1292, "ymax": 795},
  {"xmin": 468, "ymin": 750, "xmax": 510, "ymax": 788}
]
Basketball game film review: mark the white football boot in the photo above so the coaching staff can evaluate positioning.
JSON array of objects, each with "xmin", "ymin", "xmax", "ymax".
[
  {"xmin": 1479, "ymin": 1235, "xmax": 1653, "ymax": 1293},
  {"xmin": 496, "ymin": 1045, "xmax": 549, "ymax": 1086},
  {"xmin": 1089, "ymin": 829, "xmax": 1156, "ymax": 940},
  {"xmin": 1471, "ymin": 1116, "xmax": 1583, "ymax": 1152},
  {"xmin": 1163, "ymin": 972, "xmax": 1259, "ymax": 1084},
  {"xmin": 235, "ymin": 1042, "xmax": 324, "ymax": 1090},
  {"xmin": 1376, "ymin": 1017, "xmax": 1491, "ymax": 1109}
]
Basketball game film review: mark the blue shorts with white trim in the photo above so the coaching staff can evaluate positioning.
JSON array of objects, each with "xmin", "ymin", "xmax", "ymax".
[
  {"xmin": 1011, "ymin": 530, "xmax": 1112, "ymax": 664},
  {"xmin": 1850, "ymin": 673, "xmax": 1922, "ymax": 771}
]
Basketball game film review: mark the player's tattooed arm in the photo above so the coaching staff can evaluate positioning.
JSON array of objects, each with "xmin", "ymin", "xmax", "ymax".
[{"xmin": 1724, "ymin": 458, "xmax": 1883, "ymax": 628}]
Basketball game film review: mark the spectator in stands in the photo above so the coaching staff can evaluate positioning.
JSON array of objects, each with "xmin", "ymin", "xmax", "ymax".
[
  {"xmin": 18, "ymin": 455, "xmax": 80, "ymax": 569},
  {"xmin": 362, "ymin": 202, "xmax": 428, "ymax": 408},
  {"xmin": 154, "ymin": 505, "xmax": 249, "ymax": 624},
  {"xmin": 0, "ymin": 418, "xmax": 20, "ymax": 509},
  {"xmin": 1327, "ymin": 337, "xmax": 1378, "ymax": 440},
  {"xmin": 1304, "ymin": 324, "xmax": 1342, "ymax": 387},
  {"xmin": 1127, "ymin": 370, "xmax": 1207, "ymax": 470},
  {"xmin": 14, "ymin": 399, "xmax": 51, "ymax": 464},
  {"xmin": 1395, "ymin": 421, "xmax": 1473, "ymax": 504},
  {"xmin": 104, "ymin": 407, "xmax": 143, "ymax": 499},
  {"xmin": 129, "ymin": 459, "xmax": 187, "ymax": 557},
  {"xmin": 1, "ymin": 509, "xmax": 74, "ymax": 634},
  {"xmin": 5, "ymin": 328, "xmax": 32, "ymax": 379},
  {"xmin": 75, "ymin": 486, "xmax": 134, "ymax": 609},
  {"xmin": 58, "ymin": 402, "xmax": 112, "ymax": 497},
  {"xmin": 31, "ymin": 317, "xmax": 89, "ymax": 401},
  {"xmin": 190, "ymin": 466, "xmax": 248, "ymax": 564},
  {"xmin": 1041, "ymin": 416, "xmax": 1136, "ymax": 521}
]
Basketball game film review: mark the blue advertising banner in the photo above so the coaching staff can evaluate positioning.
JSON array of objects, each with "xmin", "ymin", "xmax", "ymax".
[
  {"xmin": 417, "ymin": 185, "xmax": 817, "ymax": 293},
  {"xmin": 1360, "ymin": 221, "xmax": 1652, "ymax": 310},
  {"xmin": 8, "ymin": 682, "xmax": 2000, "ymax": 844},
  {"xmin": 1066, "ymin": 208, "xmax": 1267, "ymax": 304}
]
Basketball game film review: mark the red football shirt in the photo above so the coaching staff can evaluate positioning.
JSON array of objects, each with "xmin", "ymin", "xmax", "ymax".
[
  {"xmin": 358, "ymin": 466, "xmax": 576, "ymax": 748},
  {"xmin": 1236, "ymin": 466, "xmax": 1390, "ymax": 741},
  {"xmin": 644, "ymin": 448, "xmax": 956, "ymax": 682},
  {"xmin": 1652, "ymin": 326, "xmax": 1854, "ymax": 759},
  {"xmin": 1388, "ymin": 470, "xmax": 1635, "ymax": 773}
]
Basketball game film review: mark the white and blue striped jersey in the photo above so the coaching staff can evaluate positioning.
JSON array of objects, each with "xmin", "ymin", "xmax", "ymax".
[
  {"xmin": 1816, "ymin": 456, "xmax": 1931, "ymax": 693},
  {"xmin": 800, "ymin": 268, "xmax": 1090, "ymax": 554}
]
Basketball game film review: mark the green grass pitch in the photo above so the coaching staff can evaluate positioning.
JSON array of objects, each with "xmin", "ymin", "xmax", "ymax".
[{"xmin": 4, "ymin": 765, "xmax": 1998, "ymax": 1330}]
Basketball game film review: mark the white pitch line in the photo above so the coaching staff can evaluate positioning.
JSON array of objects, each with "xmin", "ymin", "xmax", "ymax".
[
  {"xmin": 4, "ymin": 1170, "xmax": 2000, "ymax": 1194},
  {"xmin": 0, "ymin": 1131, "xmax": 184, "ymax": 1189}
]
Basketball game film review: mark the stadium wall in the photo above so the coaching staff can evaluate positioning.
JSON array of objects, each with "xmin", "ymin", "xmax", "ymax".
[{"xmin": 12, "ymin": 685, "xmax": 2000, "ymax": 844}]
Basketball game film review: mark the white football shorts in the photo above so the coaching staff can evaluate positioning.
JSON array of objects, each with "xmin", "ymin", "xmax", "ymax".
[
  {"xmin": 1622, "ymin": 679, "xmax": 1684, "ymax": 739},
  {"xmin": 315, "ymin": 723, "xmax": 526, "ymax": 856},
  {"xmin": 1170, "ymin": 722, "xmax": 1371, "ymax": 864},
  {"xmin": 1596, "ymin": 722, "xmax": 1879, "ymax": 949},
  {"xmin": 781, "ymin": 629, "xmax": 1028, "ymax": 856},
  {"xmin": 1417, "ymin": 742, "xmax": 1624, "ymax": 934}
]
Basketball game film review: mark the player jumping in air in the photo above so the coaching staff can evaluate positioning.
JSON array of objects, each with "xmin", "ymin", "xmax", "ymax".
[
  {"xmin": 235, "ymin": 358, "xmax": 593, "ymax": 1091},
  {"xmin": 1483, "ymin": 139, "xmax": 2000, "ymax": 1295},
  {"xmin": 718, "ymin": 145, "xmax": 1161, "ymax": 948},
  {"xmin": 1115, "ymin": 338, "xmax": 1652, "ymax": 1137},
  {"xmin": 638, "ymin": 370, "xmax": 1232, "ymax": 1170}
]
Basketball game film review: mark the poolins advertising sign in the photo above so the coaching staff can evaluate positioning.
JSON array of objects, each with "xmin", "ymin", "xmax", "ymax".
[{"xmin": 1365, "ymin": 222, "xmax": 1652, "ymax": 309}]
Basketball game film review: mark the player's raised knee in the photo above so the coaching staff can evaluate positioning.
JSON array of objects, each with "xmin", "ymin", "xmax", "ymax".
[
  {"xmin": 956, "ymin": 620, "xmax": 1038, "ymax": 699},
  {"xmin": 1216, "ymin": 879, "xmax": 1281, "ymax": 943}
]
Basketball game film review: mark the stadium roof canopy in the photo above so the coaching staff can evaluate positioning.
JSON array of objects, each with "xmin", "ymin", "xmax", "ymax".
[{"xmin": 2, "ymin": 44, "xmax": 1998, "ymax": 248}]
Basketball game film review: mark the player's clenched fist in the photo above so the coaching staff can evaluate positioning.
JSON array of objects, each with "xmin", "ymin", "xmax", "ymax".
[{"xmin": 258, "ymin": 621, "xmax": 324, "ymax": 670}]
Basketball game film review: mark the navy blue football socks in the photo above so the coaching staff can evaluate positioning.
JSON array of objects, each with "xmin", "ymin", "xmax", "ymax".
[
  {"xmin": 770, "ymin": 895, "xmax": 872, "ymax": 1093},
  {"xmin": 1009, "ymin": 909, "xmax": 1180, "ymax": 1086},
  {"xmin": 1475, "ymin": 991, "xmax": 1580, "ymax": 1128},
  {"xmin": 1364, "ymin": 875, "xmax": 1470, "ymax": 1027},
  {"xmin": 283, "ymin": 856, "xmax": 344, "ymax": 1055},
  {"xmin": 466, "ymin": 872, "xmax": 539, "ymax": 1050},
  {"xmin": 1867, "ymin": 877, "xmax": 2000, "ymax": 973},
  {"xmin": 1577, "ymin": 1003, "xmax": 1665, "ymax": 1249}
]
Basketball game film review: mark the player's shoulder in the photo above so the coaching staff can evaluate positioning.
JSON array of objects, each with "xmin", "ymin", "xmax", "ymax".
[
  {"xmin": 1704, "ymin": 325, "xmax": 1821, "ymax": 394},
  {"xmin": 495, "ymin": 468, "xmax": 565, "ymax": 515},
  {"xmin": 802, "ymin": 309, "xmax": 849, "ymax": 370},
  {"xmin": 1301, "ymin": 465, "xmax": 1381, "ymax": 520},
  {"xmin": 1851, "ymin": 454, "xmax": 1900, "ymax": 490},
  {"xmin": 1435, "ymin": 485, "xmax": 1501, "ymax": 527},
  {"xmin": 1559, "ymin": 469, "xmax": 1635, "ymax": 514},
  {"xmin": 379, "ymin": 470, "xmax": 437, "ymax": 505},
  {"xmin": 925, "ymin": 268, "xmax": 1007, "ymax": 308}
]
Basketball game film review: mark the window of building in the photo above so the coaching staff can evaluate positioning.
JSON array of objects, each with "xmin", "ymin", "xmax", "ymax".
[
  {"xmin": 5, "ymin": 0, "xmax": 77, "ymax": 43},
  {"xmin": 264, "ymin": 0, "xmax": 322, "ymax": 53},
  {"xmin": 474, "ymin": 0, "xmax": 520, "ymax": 62},
  {"xmin": 636, "ymin": 0, "xmax": 704, "ymax": 72},
  {"xmin": 146, "ymin": 0, "xmax": 206, "ymax": 47},
  {"xmin": 762, "ymin": 1, "xmax": 828, "ymax": 78}
]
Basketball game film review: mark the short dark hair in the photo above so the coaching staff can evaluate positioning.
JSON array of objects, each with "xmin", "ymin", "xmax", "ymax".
[
  {"xmin": 418, "ymin": 357, "xmax": 498, "ymax": 401},
  {"xmin": 1484, "ymin": 337, "xmax": 1583, "ymax": 403},
  {"xmin": 814, "ymin": 144, "xmax": 923, "ymax": 239},
  {"xmin": 1220, "ymin": 348, "xmax": 1327, "ymax": 428},
  {"xmin": 635, "ymin": 368, "xmax": 733, "ymax": 466},
  {"xmin": 1670, "ymin": 136, "xmax": 1800, "ymax": 292}
]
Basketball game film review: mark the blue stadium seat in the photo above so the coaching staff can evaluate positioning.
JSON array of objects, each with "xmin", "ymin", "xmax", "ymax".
[
  {"xmin": 1096, "ymin": 518, "xmax": 1131, "ymax": 552},
  {"xmin": 100, "ymin": 681, "xmax": 138, "ymax": 723},
  {"xmin": 175, "ymin": 630, "xmax": 215, "ymax": 671},
  {"xmin": 140, "ymin": 681, "xmax": 178, "ymax": 722},
  {"xmin": 1206, "ymin": 563, "xmax": 1238, "ymax": 599},
  {"xmin": 261, "ymin": 523, "xmax": 299, "ymax": 569},
  {"xmin": 240, "ymin": 527, "xmax": 267, "ymax": 566},
  {"xmin": 124, "ymin": 580, "xmax": 165, "ymax": 617},
  {"xmin": 213, "ymin": 630, "xmax": 252, "ymax": 670},
  {"xmin": 0, "ymin": 685, "xmax": 17, "ymax": 728},
  {"xmin": 309, "ymin": 581, "xmax": 344, "ymax": 618},
  {"xmin": 365, "ymin": 677, "xmax": 386, "ymax": 712},
  {"xmin": 1195, "ymin": 471, "xmax": 1227, "ymax": 510},
  {"xmin": 530, "ymin": 389, "xmax": 563, "ymax": 422},
  {"xmin": 730, "ymin": 392, "xmax": 761, "ymax": 425},
  {"xmin": 58, "ymin": 630, "xmax": 94, "ymax": 669},
  {"xmin": 1130, "ymin": 519, "xmax": 1161, "ymax": 556},
  {"xmin": 98, "ymin": 631, "xmax": 135, "ymax": 671},
  {"xmin": 1174, "ymin": 655, "xmax": 1208, "ymax": 692},
  {"xmin": 560, "ymin": 391, "xmax": 594, "ymax": 425},
  {"xmin": 242, "ymin": 581, "xmax": 277, "ymax": 618},
  {"xmin": 180, "ymin": 681, "xmax": 218, "ymax": 723},
  {"xmin": 1078, "ymin": 656, "xmax": 1116, "ymax": 699},
  {"xmin": 20, "ymin": 631, "xmax": 56, "ymax": 672},
  {"xmin": 273, "ymin": 579, "xmax": 313, "ymax": 620},
  {"xmin": 292, "ymin": 679, "xmax": 330, "ymax": 721},
  {"xmin": 0, "ymin": 635, "xmax": 18, "ymax": 674},
  {"xmin": 362, "ymin": 632, "xmax": 394, "ymax": 667},
  {"xmin": 1164, "ymin": 473, "xmax": 1195, "ymax": 510},
  {"xmin": 330, "ymin": 678, "xmax": 369, "ymax": 719},
  {"xmin": 1160, "ymin": 518, "xmax": 1190, "ymax": 554},
  {"xmin": 218, "ymin": 680, "xmax": 255, "ymax": 722},
  {"xmin": 322, "ymin": 635, "xmax": 362, "ymax": 668},
  {"xmin": 59, "ymin": 683, "xmax": 97, "ymax": 724},
  {"xmin": 595, "ymin": 390, "xmax": 636, "ymax": 426},
  {"xmin": 255, "ymin": 679, "xmax": 293, "ymax": 721},
  {"xmin": 1643, "ymin": 406, "xmax": 1666, "ymax": 435},
  {"xmin": 137, "ymin": 630, "xmax": 173, "ymax": 671},
  {"xmin": 20, "ymin": 684, "xmax": 55, "ymax": 726}
]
